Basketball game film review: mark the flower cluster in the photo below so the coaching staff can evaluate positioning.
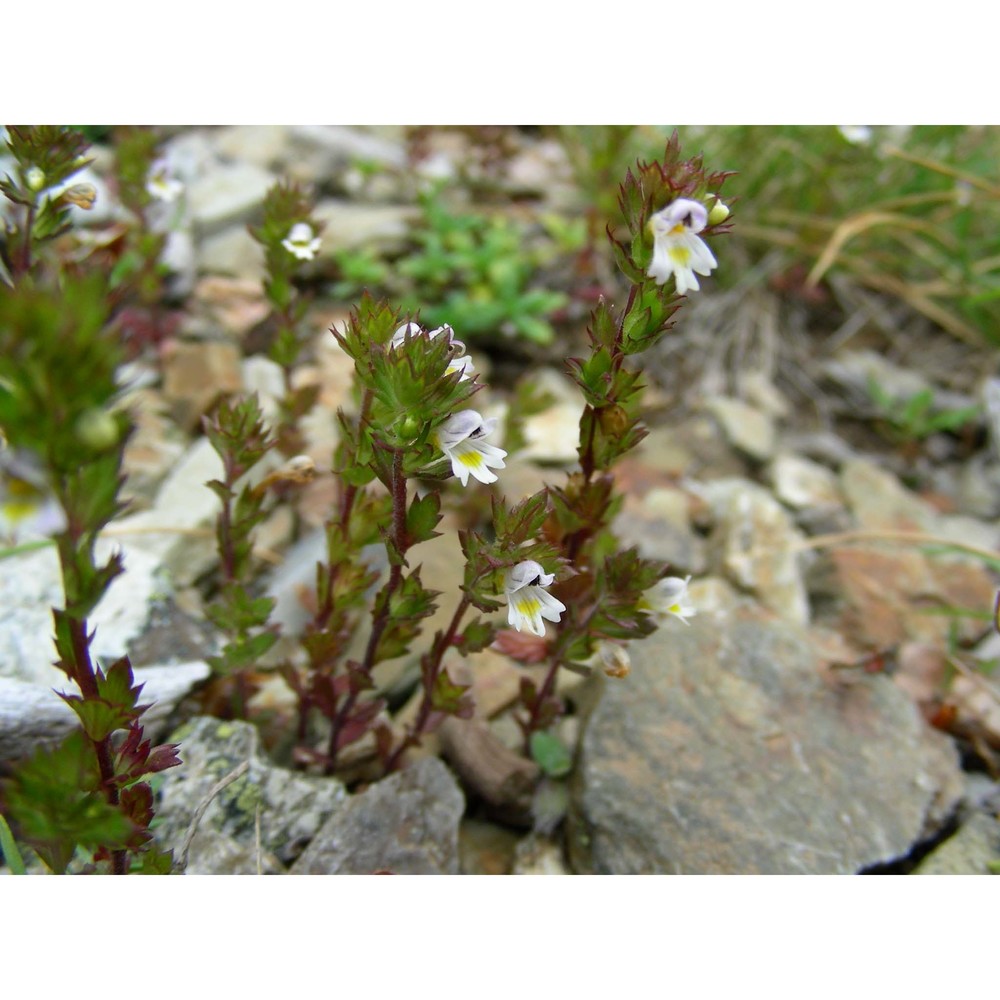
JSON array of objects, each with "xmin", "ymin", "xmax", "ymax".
[{"xmin": 391, "ymin": 321, "xmax": 475, "ymax": 381}]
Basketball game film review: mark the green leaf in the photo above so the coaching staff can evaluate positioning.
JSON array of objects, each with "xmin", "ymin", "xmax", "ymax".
[
  {"xmin": 134, "ymin": 846, "xmax": 175, "ymax": 874},
  {"xmin": 0, "ymin": 813, "xmax": 27, "ymax": 874},
  {"xmin": 0, "ymin": 730, "xmax": 136, "ymax": 873},
  {"xmin": 529, "ymin": 731, "xmax": 573, "ymax": 778},
  {"xmin": 430, "ymin": 667, "xmax": 474, "ymax": 718},
  {"xmin": 456, "ymin": 617, "xmax": 495, "ymax": 654},
  {"xmin": 406, "ymin": 491, "xmax": 442, "ymax": 545},
  {"xmin": 60, "ymin": 695, "xmax": 133, "ymax": 742}
]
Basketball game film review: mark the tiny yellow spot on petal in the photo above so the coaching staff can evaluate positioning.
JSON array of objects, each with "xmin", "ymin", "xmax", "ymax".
[
  {"xmin": 513, "ymin": 595, "xmax": 542, "ymax": 617},
  {"xmin": 669, "ymin": 245, "xmax": 692, "ymax": 265}
]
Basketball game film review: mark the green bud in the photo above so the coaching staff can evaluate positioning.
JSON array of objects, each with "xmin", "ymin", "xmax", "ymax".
[
  {"xmin": 707, "ymin": 197, "xmax": 730, "ymax": 226},
  {"xmin": 25, "ymin": 166, "xmax": 46, "ymax": 192},
  {"xmin": 75, "ymin": 408, "xmax": 120, "ymax": 450},
  {"xmin": 397, "ymin": 413, "xmax": 422, "ymax": 441}
]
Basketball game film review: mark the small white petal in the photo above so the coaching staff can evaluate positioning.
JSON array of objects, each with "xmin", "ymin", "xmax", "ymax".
[{"xmin": 651, "ymin": 198, "xmax": 708, "ymax": 235}]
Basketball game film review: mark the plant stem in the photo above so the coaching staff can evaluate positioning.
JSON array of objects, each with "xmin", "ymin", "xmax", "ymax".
[
  {"xmin": 522, "ymin": 652, "xmax": 563, "ymax": 754},
  {"xmin": 385, "ymin": 594, "xmax": 471, "ymax": 772},
  {"xmin": 67, "ymin": 615, "xmax": 128, "ymax": 875},
  {"xmin": 325, "ymin": 448, "xmax": 407, "ymax": 773},
  {"xmin": 17, "ymin": 202, "xmax": 35, "ymax": 277}
]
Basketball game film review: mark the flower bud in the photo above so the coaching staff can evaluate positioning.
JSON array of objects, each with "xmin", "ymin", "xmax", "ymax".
[
  {"xmin": 600, "ymin": 643, "xmax": 631, "ymax": 679},
  {"xmin": 283, "ymin": 454, "xmax": 316, "ymax": 483},
  {"xmin": 25, "ymin": 166, "xmax": 46, "ymax": 192},
  {"xmin": 597, "ymin": 403, "xmax": 629, "ymax": 437},
  {"xmin": 58, "ymin": 183, "xmax": 97, "ymax": 210},
  {"xmin": 707, "ymin": 196, "xmax": 730, "ymax": 226},
  {"xmin": 75, "ymin": 408, "xmax": 120, "ymax": 450},
  {"xmin": 398, "ymin": 413, "xmax": 422, "ymax": 441}
]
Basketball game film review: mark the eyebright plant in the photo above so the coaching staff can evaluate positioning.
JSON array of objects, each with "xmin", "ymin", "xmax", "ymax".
[
  {"xmin": 503, "ymin": 132, "xmax": 732, "ymax": 749},
  {"xmin": 248, "ymin": 181, "xmax": 325, "ymax": 455},
  {"xmin": 0, "ymin": 129, "xmax": 183, "ymax": 872}
]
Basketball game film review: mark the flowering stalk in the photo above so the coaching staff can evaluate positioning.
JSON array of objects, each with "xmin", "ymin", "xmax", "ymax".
[
  {"xmin": 286, "ymin": 301, "xmax": 493, "ymax": 774},
  {"xmin": 0, "ymin": 272, "xmax": 180, "ymax": 873},
  {"xmin": 509, "ymin": 134, "xmax": 733, "ymax": 748},
  {"xmin": 249, "ymin": 182, "xmax": 324, "ymax": 456},
  {"xmin": 202, "ymin": 395, "xmax": 282, "ymax": 718},
  {"xmin": 1, "ymin": 126, "xmax": 92, "ymax": 281}
]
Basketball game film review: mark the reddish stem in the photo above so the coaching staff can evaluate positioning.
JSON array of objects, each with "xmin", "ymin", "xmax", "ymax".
[
  {"xmin": 385, "ymin": 594, "xmax": 471, "ymax": 772},
  {"xmin": 325, "ymin": 448, "xmax": 407, "ymax": 773}
]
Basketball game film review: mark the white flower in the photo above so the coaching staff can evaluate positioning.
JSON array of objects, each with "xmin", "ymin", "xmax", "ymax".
[
  {"xmin": 647, "ymin": 198, "xmax": 718, "ymax": 294},
  {"xmin": 390, "ymin": 322, "xmax": 474, "ymax": 380},
  {"xmin": 837, "ymin": 125, "xmax": 872, "ymax": 146},
  {"xmin": 145, "ymin": 159, "xmax": 184, "ymax": 203},
  {"xmin": 503, "ymin": 560, "xmax": 566, "ymax": 636},
  {"xmin": 433, "ymin": 410, "xmax": 506, "ymax": 486},
  {"xmin": 282, "ymin": 222, "xmax": 322, "ymax": 261},
  {"xmin": 640, "ymin": 575, "xmax": 696, "ymax": 626}
]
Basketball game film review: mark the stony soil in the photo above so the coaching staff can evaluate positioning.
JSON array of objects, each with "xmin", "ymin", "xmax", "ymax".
[{"xmin": 3, "ymin": 126, "xmax": 999, "ymax": 874}]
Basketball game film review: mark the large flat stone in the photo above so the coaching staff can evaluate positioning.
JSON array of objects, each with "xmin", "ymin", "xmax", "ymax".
[{"xmin": 568, "ymin": 605, "xmax": 963, "ymax": 874}]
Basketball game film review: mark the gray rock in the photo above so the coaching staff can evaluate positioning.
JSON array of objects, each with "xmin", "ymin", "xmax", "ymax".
[
  {"xmin": 823, "ymin": 350, "xmax": 931, "ymax": 405},
  {"xmin": 914, "ymin": 812, "xmax": 1000, "ymax": 874},
  {"xmin": 518, "ymin": 369, "xmax": 586, "ymax": 465},
  {"xmin": 769, "ymin": 453, "xmax": 843, "ymax": 511},
  {"xmin": 705, "ymin": 396, "xmax": 776, "ymax": 462},
  {"xmin": 0, "ymin": 661, "xmax": 209, "ymax": 761},
  {"xmin": 112, "ymin": 436, "xmax": 224, "ymax": 586},
  {"xmin": 291, "ymin": 756, "xmax": 464, "ymax": 874},
  {"xmin": 613, "ymin": 486, "xmax": 706, "ymax": 575},
  {"xmin": 957, "ymin": 454, "xmax": 1000, "ymax": 519},
  {"xmin": 311, "ymin": 199, "xmax": 417, "ymax": 255},
  {"xmin": 198, "ymin": 225, "xmax": 266, "ymax": 281},
  {"xmin": 568, "ymin": 606, "xmax": 963, "ymax": 874},
  {"xmin": 0, "ymin": 541, "xmax": 166, "ymax": 688},
  {"xmin": 214, "ymin": 125, "xmax": 293, "ymax": 170},
  {"xmin": 161, "ymin": 228, "xmax": 197, "ymax": 298},
  {"xmin": 289, "ymin": 125, "xmax": 407, "ymax": 175},
  {"xmin": 699, "ymin": 479, "xmax": 811, "ymax": 625},
  {"xmin": 156, "ymin": 716, "xmax": 347, "ymax": 871},
  {"xmin": 840, "ymin": 459, "xmax": 937, "ymax": 531},
  {"xmin": 187, "ymin": 162, "xmax": 276, "ymax": 235}
]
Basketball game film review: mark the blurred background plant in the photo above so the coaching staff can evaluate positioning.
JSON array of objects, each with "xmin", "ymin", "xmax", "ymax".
[
  {"xmin": 0, "ymin": 125, "xmax": 181, "ymax": 873},
  {"xmin": 641, "ymin": 125, "xmax": 1000, "ymax": 348},
  {"xmin": 333, "ymin": 184, "xmax": 570, "ymax": 347}
]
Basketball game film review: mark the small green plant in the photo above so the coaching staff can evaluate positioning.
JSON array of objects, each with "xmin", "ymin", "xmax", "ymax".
[
  {"xmin": 335, "ymin": 185, "xmax": 569, "ymax": 346},
  {"xmin": 202, "ymin": 395, "xmax": 282, "ymax": 717},
  {"xmin": 867, "ymin": 377, "xmax": 981, "ymax": 443}
]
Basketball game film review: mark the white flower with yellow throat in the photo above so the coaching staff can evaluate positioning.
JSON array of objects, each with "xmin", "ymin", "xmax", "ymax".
[{"xmin": 646, "ymin": 198, "xmax": 717, "ymax": 294}]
